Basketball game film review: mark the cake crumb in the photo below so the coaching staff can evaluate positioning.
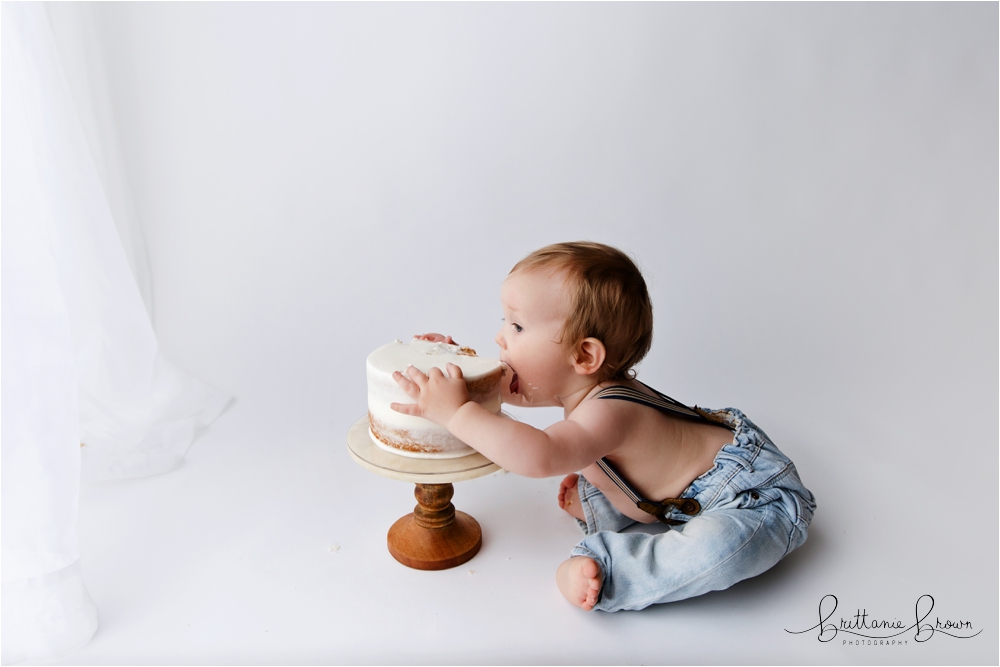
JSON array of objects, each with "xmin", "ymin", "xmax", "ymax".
[
  {"xmin": 457, "ymin": 346, "xmax": 477, "ymax": 356},
  {"xmin": 468, "ymin": 569, "xmax": 475, "ymax": 575},
  {"xmin": 329, "ymin": 544, "xmax": 340, "ymax": 553}
]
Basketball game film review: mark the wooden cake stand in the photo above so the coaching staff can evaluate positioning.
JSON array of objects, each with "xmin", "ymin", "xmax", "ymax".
[{"xmin": 347, "ymin": 415, "xmax": 501, "ymax": 570}]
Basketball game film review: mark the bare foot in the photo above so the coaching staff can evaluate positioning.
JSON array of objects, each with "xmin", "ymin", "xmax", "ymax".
[
  {"xmin": 556, "ymin": 557, "xmax": 603, "ymax": 610},
  {"xmin": 558, "ymin": 474, "xmax": 585, "ymax": 521}
]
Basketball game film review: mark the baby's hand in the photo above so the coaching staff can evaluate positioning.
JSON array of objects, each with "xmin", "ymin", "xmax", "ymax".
[
  {"xmin": 414, "ymin": 333, "xmax": 457, "ymax": 345},
  {"xmin": 391, "ymin": 363, "xmax": 470, "ymax": 428}
]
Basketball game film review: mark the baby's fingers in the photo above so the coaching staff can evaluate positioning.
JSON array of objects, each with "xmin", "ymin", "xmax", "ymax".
[
  {"xmin": 392, "ymin": 370, "xmax": 418, "ymax": 395},
  {"xmin": 446, "ymin": 363, "xmax": 464, "ymax": 379},
  {"xmin": 404, "ymin": 365, "xmax": 429, "ymax": 387},
  {"xmin": 414, "ymin": 333, "xmax": 457, "ymax": 345},
  {"xmin": 390, "ymin": 402, "xmax": 422, "ymax": 416}
]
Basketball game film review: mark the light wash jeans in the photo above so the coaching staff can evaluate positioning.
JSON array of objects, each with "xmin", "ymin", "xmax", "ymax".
[{"xmin": 571, "ymin": 407, "xmax": 816, "ymax": 612}]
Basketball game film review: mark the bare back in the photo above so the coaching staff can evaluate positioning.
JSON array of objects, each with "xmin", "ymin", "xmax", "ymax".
[{"xmin": 574, "ymin": 381, "xmax": 734, "ymax": 524}]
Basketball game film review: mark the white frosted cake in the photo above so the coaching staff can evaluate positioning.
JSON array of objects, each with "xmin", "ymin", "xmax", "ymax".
[{"xmin": 366, "ymin": 338, "xmax": 505, "ymax": 459}]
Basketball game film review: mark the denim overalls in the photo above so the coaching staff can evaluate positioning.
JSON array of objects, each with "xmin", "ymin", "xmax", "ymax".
[{"xmin": 570, "ymin": 384, "xmax": 817, "ymax": 612}]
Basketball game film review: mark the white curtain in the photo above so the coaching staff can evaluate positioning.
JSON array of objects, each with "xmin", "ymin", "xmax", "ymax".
[
  {"xmin": 44, "ymin": 1, "xmax": 155, "ymax": 320},
  {"xmin": 1, "ymin": 4, "xmax": 231, "ymax": 662}
]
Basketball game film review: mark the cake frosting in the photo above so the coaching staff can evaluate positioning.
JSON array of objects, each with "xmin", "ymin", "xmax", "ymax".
[{"xmin": 366, "ymin": 338, "xmax": 505, "ymax": 458}]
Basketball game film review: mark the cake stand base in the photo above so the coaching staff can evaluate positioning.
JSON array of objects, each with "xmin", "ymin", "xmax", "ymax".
[
  {"xmin": 387, "ymin": 483, "xmax": 482, "ymax": 570},
  {"xmin": 347, "ymin": 415, "xmax": 501, "ymax": 571}
]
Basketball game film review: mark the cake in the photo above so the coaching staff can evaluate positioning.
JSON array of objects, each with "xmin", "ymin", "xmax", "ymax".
[{"xmin": 366, "ymin": 338, "xmax": 505, "ymax": 458}]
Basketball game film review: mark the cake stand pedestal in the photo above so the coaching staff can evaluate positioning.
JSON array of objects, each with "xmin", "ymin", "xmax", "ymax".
[{"xmin": 347, "ymin": 415, "xmax": 501, "ymax": 571}]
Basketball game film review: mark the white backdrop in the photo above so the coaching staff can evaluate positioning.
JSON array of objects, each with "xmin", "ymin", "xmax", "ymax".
[{"xmin": 49, "ymin": 3, "xmax": 998, "ymax": 664}]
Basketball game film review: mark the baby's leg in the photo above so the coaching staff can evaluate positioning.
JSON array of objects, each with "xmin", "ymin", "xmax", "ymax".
[
  {"xmin": 573, "ymin": 475, "xmax": 639, "ymax": 534},
  {"xmin": 557, "ymin": 474, "xmax": 585, "ymax": 522},
  {"xmin": 573, "ymin": 505, "xmax": 801, "ymax": 612},
  {"xmin": 556, "ymin": 557, "xmax": 603, "ymax": 610}
]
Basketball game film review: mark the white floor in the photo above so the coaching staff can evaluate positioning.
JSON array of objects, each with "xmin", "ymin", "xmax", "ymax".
[{"xmin": 38, "ymin": 388, "xmax": 996, "ymax": 666}]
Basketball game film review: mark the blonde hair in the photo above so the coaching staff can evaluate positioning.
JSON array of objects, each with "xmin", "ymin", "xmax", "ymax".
[{"xmin": 510, "ymin": 241, "xmax": 653, "ymax": 383}]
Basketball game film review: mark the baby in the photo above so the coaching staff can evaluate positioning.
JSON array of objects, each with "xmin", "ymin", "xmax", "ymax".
[{"xmin": 391, "ymin": 241, "xmax": 816, "ymax": 612}]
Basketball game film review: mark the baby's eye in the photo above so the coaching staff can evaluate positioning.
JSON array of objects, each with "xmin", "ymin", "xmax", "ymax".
[{"xmin": 513, "ymin": 323, "xmax": 523, "ymax": 333}]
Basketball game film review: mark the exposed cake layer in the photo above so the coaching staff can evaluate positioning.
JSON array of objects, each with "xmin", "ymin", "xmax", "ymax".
[{"xmin": 366, "ymin": 338, "xmax": 504, "ymax": 459}]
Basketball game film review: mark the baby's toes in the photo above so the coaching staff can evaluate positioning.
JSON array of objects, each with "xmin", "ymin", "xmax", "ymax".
[
  {"xmin": 581, "ymin": 580, "xmax": 602, "ymax": 610},
  {"xmin": 560, "ymin": 473, "xmax": 579, "ymax": 491},
  {"xmin": 559, "ymin": 474, "xmax": 578, "ymax": 502}
]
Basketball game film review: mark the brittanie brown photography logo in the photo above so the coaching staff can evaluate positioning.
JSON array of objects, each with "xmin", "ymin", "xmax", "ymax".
[{"xmin": 785, "ymin": 594, "xmax": 982, "ymax": 645}]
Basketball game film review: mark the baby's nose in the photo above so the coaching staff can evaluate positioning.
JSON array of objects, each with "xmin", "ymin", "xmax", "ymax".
[{"xmin": 494, "ymin": 330, "xmax": 506, "ymax": 349}]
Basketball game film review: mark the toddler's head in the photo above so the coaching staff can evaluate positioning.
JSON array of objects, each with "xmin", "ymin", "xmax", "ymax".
[{"xmin": 509, "ymin": 241, "xmax": 652, "ymax": 383}]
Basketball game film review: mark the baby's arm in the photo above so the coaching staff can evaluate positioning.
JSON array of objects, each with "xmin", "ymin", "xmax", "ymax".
[
  {"xmin": 391, "ymin": 365, "xmax": 621, "ymax": 477},
  {"xmin": 448, "ymin": 402, "xmax": 617, "ymax": 477}
]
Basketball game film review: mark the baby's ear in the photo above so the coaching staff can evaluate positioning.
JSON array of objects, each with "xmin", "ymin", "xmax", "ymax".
[{"xmin": 572, "ymin": 338, "xmax": 606, "ymax": 376}]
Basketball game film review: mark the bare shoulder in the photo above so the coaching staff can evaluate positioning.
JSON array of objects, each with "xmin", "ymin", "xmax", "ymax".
[
  {"xmin": 541, "ymin": 382, "xmax": 670, "ymax": 473},
  {"xmin": 563, "ymin": 385, "xmax": 640, "ymax": 447}
]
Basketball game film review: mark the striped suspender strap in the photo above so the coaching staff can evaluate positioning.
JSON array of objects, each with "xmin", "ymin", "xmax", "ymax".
[
  {"xmin": 594, "ymin": 457, "xmax": 644, "ymax": 506},
  {"xmin": 595, "ymin": 458, "xmax": 700, "ymax": 524},
  {"xmin": 593, "ymin": 382, "xmax": 713, "ymax": 423},
  {"xmin": 594, "ymin": 383, "xmax": 723, "ymax": 524}
]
